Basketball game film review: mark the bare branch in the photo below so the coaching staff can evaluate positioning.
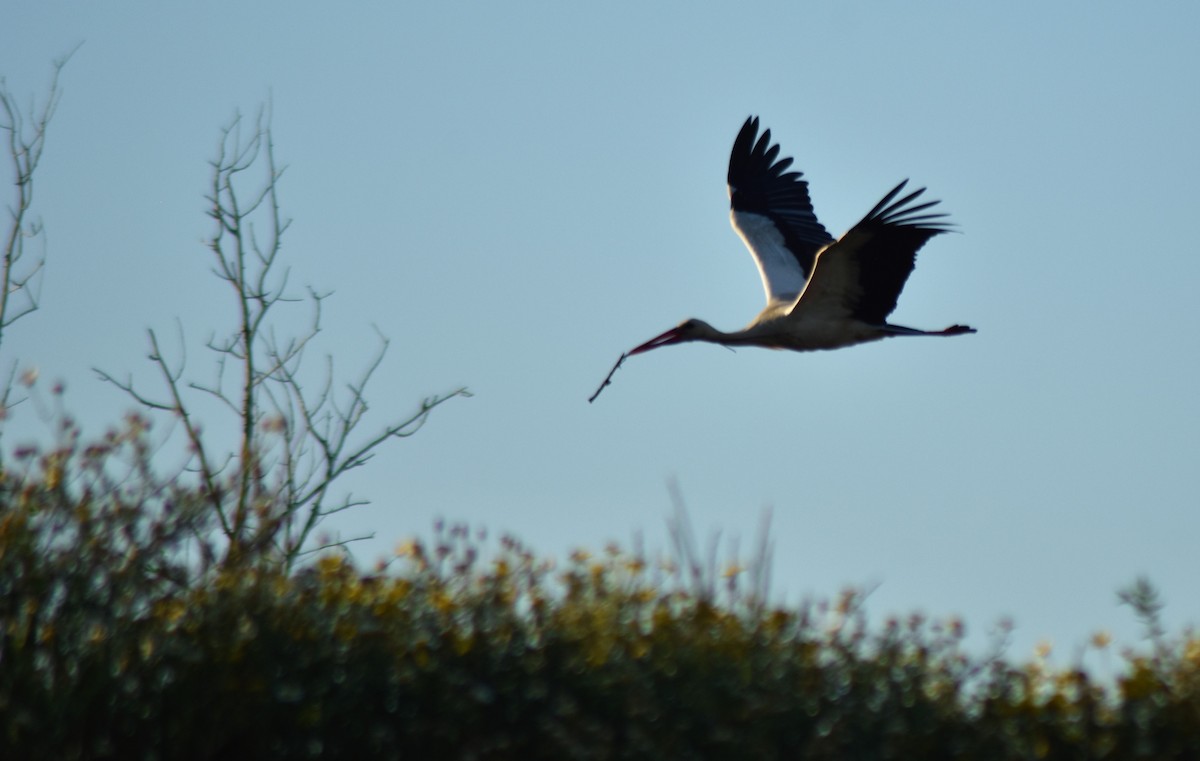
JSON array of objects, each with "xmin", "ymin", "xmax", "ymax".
[
  {"xmin": 0, "ymin": 48, "xmax": 76, "ymax": 346},
  {"xmin": 96, "ymin": 328, "xmax": 230, "ymax": 536},
  {"xmin": 92, "ymin": 101, "xmax": 468, "ymax": 571},
  {"xmin": 0, "ymin": 50, "xmax": 78, "ymax": 459}
]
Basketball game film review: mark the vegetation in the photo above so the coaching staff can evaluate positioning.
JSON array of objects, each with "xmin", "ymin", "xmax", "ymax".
[
  {"xmin": 4, "ymin": 57, "xmax": 1200, "ymax": 760},
  {"xmin": 0, "ymin": 50, "xmax": 71, "ymax": 454},
  {"xmin": 92, "ymin": 108, "xmax": 468, "ymax": 570},
  {"xmin": 6, "ymin": 443, "xmax": 1200, "ymax": 759}
]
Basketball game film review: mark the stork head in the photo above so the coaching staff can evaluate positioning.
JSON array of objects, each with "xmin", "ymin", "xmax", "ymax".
[
  {"xmin": 628, "ymin": 319, "xmax": 718, "ymax": 355},
  {"xmin": 589, "ymin": 318, "xmax": 727, "ymax": 403}
]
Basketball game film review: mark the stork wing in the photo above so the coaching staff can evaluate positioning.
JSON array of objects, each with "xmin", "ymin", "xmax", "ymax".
[
  {"xmin": 728, "ymin": 117, "xmax": 835, "ymax": 306},
  {"xmin": 789, "ymin": 180, "xmax": 952, "ymax": 324}
]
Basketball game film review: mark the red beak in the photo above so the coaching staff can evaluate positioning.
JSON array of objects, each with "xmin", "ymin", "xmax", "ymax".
[{"xmin": 628, "ymin": 326, "xmax": 686, "ymax": 355}]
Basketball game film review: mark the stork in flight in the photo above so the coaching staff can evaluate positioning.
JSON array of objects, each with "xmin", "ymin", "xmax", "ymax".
[{"xmin": 588, "ymin": 116, "xmax": 974, "ymax": 403}]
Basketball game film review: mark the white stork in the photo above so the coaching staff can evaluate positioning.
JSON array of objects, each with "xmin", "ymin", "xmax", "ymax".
[{"xmin": 589, "ymin": 116, "xmax": 974, "ymax": 402}]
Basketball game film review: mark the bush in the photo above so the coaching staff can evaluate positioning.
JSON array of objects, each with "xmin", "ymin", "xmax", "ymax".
[{"xmin": 5, "ymin": 449, "xmax": 1200, "ymax": 759}]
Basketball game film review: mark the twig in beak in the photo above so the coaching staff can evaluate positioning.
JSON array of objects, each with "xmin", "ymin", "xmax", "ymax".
[{"xmin": 588, "ymin": 352, "xmax": 628, "ymax": 403}]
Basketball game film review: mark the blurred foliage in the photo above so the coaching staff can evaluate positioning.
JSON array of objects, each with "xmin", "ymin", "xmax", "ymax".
[{"xmin": 4, "ymin": 429, "xmax": 1200, "ymax": 759}]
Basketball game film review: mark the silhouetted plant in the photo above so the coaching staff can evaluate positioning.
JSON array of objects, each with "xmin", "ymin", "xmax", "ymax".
[
  {"xmin": 7, "ymin": 494, "xmax": 1200, "ymax": 759},
  {"xmin": 96, "ymin": 107, "xmax": 468, "ymax": 570},
  {"xmin": 0, "ymin": 49, "xmax": 75, "ymax": 452}
]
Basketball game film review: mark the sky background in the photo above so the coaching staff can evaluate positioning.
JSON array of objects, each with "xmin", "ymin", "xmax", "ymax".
[{"xmin": 3, "ymin": 3, "xmax": 1198, "ymax": 668}]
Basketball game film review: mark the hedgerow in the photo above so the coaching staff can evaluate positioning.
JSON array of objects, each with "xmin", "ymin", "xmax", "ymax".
[{"xmin": 4, "ymin": 428, "xmax": 1200, "ymax": 759}]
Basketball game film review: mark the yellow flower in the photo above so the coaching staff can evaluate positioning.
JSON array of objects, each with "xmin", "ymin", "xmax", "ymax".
[
  {"xmin": 1184, "ymin": 638, "xmax": 1200, "ymax": 664},
  {"xmin": 317, "ymin": 554, "xmax": 345, "ymax": 577},
  {"xmin": 156, "ymin": 599, "xmax": 187, "ymax": 625},
  {"xmin": 431, "ymin": 589, "xmax": 455, "ymax": 614},
  {"xmin": 570, "ymin": 548, "xmax": 592, "ymax": 564}
]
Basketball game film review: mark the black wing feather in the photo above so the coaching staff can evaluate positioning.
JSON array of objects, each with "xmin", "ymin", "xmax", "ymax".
[
  {"xmin": 845, "ymin": 179, "xmax": 954, "ymax": 324},
  {"xmin": 727, "ymin": 117, "xmax": 834, "ymax": 279}
]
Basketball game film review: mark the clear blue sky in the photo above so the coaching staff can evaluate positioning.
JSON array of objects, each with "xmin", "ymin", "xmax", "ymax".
[{"xmin": 4, "ymin": 3, "xmax": 1198, "ymax": 666}]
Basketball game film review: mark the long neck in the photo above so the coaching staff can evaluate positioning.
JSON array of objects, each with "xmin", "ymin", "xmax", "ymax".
[{"xmin": 693, "ymin": 320, "xmax": 777, "ymax": 347}]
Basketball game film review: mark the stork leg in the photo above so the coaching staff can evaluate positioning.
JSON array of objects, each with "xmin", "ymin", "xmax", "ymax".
[{"xmin": 881, "ymin": 323, "xmax": 976, "ymax": 337}]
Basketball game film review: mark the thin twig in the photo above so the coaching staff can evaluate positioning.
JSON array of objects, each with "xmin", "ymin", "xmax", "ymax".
[{"xmin": 588, "ymin": 352, "xmax": 628, "ymax": 403}]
